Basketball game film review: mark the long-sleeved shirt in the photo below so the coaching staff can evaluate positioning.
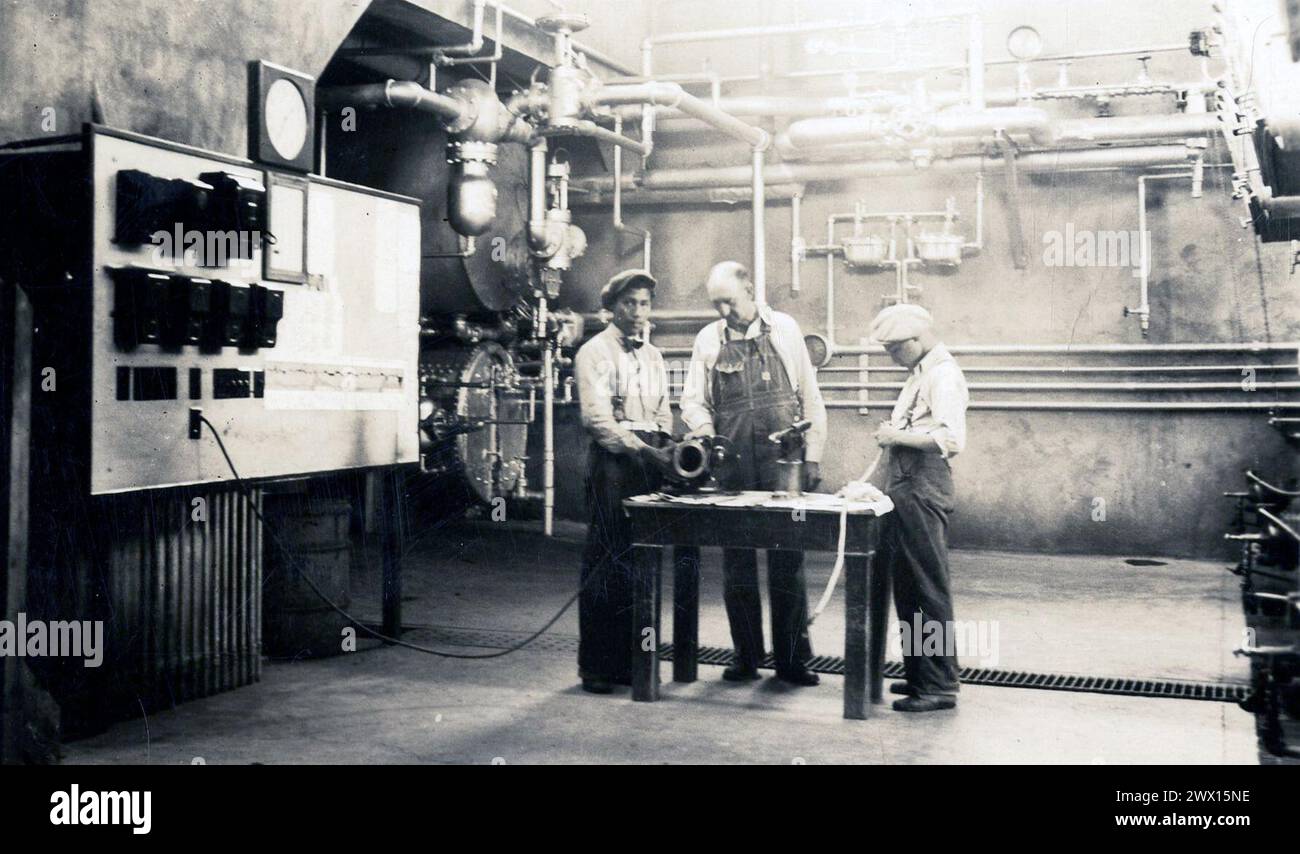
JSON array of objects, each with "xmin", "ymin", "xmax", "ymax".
[
  {"xmin": 574, "ymin": 324, "xmax": 674, "ymax": 456},
  {"xmin": 889, "ymin": 342, "xmax": 969, "ymax": 458},
  {"xmin": 680, "ymin": 305, "xmax": 828, "ymax": 463}
]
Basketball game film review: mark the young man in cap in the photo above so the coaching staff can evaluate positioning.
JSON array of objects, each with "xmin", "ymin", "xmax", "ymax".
[
  {"xmin": 573, "ymin": 269, "xmax": 675, "ymax": 694},
  {"xmin": 680, "ymin": 261, "xmax": 827, "ymax": 687},
  {"xmin": 851, "ymin": 303, "xmax": 969, "ymax": 712}
]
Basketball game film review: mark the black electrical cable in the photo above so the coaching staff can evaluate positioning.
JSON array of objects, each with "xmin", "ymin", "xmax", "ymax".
[{"xmin": 198, "ymin": 414, "xmax": 594, "ymax": 660}]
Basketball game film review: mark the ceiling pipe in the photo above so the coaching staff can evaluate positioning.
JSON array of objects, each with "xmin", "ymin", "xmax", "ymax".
[
  {"xmin": 593, "ymin": 82, "xmax": 770, "ymax": 150},
  {"xmin": 572, "ymin": 144, "xmax": 1197, "ymax": 193},
  {"xmin": 572, "ymin": 184, "xmax": 805, "ymax": 207}
]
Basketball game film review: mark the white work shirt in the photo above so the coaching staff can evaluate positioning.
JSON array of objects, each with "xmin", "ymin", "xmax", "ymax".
[
  {"xmin": 889, "ymin": 343, "xmax": 969, "ymax": 458},
  {"xmin": 680, "ymin": 305, "xmax": 828, "ymax": 463},
  {"xmin": 574, "ymin": 324, "xmax": 674, "ymax": 456}
]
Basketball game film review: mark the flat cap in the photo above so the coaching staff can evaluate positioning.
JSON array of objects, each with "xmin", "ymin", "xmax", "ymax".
[
  {"xmin": 869, "ymin": 303, "xmax": 934, "ymax": 343},
  {"xmin": 600, "ymin": 269, "xmax": 656, "ymax": 310}
]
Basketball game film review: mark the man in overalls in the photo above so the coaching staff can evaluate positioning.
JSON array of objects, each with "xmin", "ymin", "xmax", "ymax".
[
  {"xmin": 856, "ymin": 303, "xmax": 969, "ymax": 712},
  {"xmin": 573, "ymin": 270, "xmax": 676, "ymax": 694},
  {"xmin": 681, "ymin": 261, "xmax": 827, "ymax": 686}
]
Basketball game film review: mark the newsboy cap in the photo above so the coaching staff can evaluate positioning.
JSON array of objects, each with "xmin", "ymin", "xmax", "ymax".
[
  {"xmin": 869, "ymin": 303, "xmax": 934, "ymax": 343},
  {"xmin": 600, "ymin": 269, "xmax": 657, "ymax": 310}
]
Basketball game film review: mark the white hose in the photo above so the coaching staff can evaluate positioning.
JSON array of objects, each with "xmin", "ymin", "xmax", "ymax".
[{"xmin": 808, "ymin": 450, "xmax": 885, "ymax": 626}]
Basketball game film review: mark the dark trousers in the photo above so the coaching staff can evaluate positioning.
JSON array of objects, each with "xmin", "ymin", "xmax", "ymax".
[
  {"xmin": 578, "ymin": 441, "xmax": 660, "ymax": 682},
  {"xmin": 878, "ymin": 447, "xmax": 960, "ymax": 697},
  {"xmin": 723, "ymin": 547, "xmax": 813, "ymax": 673}
]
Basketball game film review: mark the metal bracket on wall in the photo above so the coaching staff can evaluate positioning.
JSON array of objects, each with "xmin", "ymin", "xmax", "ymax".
[{"xmin": 995, "ymin": 132, "xmax": 1029, "ymax": 269}]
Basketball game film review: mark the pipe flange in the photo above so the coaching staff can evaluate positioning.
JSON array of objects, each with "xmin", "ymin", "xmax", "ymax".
[{"xmin": 448, "ymin": 140, "xmax": 499, "ymax": 166}]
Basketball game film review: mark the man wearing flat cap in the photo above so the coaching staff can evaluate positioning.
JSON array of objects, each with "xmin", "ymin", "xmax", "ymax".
[
  {"xmin": 681, "ymin": 260, "xmax": 827, "ymax": 687},
  {"xmin": 850, "ymin": 303, "xmax": 969, "ymax": 712},
  {"xmin": 573, "ymin": 269, "xmax": 675, "ymax": 694}
]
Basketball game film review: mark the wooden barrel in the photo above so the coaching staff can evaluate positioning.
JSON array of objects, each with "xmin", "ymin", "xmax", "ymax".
[{"xmin": 262, "ymin": 491, "xmax": 353, "ymax": 658}]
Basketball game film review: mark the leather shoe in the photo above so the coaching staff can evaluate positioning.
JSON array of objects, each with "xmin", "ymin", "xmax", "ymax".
[
  {"xmin": 776, "ymin": 669, "xmax": 821, "ymax": 687},
  {"xmin": 722, "ymin": 665, "xmax": 761, "ymax": 682},
  {"xmin": 892, "ymin": 695, "xmax": 957, "ymax": 712},
  {"xmin": 581, "ymin": 678, "xmax": 613, "ymax": 695},
  {"xmin": 889, "ymin": 681, "xmax": 916, "ymax": 696}
]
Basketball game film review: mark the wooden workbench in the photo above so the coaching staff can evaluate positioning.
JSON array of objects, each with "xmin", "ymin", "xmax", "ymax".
[{"xmin": 623, "ymin": 492, "xmax": 889, "ymax": 719}]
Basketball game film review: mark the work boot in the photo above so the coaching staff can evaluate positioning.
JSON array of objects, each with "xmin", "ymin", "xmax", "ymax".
[
  {"xmin": 892, "ymin": 695, "xmax": 957, "ymax": 712},
  {"xmin": 722, "ymin": 664, "xmax": 761, "ymax": 682},
  {"xmin": 890, "ymin": 681, "xmax": 916, "ymax": 696},
  {"xmin": 775, "ymin": 668, "xmax": 820, "ymax": 687},
  {"xmin": 582, "ymin": 677, "xmax": 613, "ymax": 695}
]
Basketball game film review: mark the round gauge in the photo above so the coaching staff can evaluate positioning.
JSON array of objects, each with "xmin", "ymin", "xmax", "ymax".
[
  {"xmin": 264, "ymin": 78, "xmax": 309, "ymax": 161},
  {"xmin": 803, "ymin": 333, "xmax": 833, "ymax": 369},
  {"xmin": 1006, "ymin": 25, "xmax": 1043, "ymax": 61}
]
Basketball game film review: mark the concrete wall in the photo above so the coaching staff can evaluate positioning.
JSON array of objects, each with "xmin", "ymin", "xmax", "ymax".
[{"xmin": 0, "ymin": 0, "xmax": 372, "ymax": 154}]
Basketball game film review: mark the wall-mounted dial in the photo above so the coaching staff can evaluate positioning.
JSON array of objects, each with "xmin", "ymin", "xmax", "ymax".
[{"xmin": 248, "ymin": 61, "xmax": 315, "ymax": 172}]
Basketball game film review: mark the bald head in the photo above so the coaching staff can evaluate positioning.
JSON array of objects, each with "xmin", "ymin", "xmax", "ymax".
[{"xmin": 705, "ymin": 261, "xmax": 758, "ymax": 328}]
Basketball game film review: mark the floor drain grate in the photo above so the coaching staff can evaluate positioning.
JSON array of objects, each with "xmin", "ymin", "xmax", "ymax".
[{"xmin": 373, "ymin": 623, "xmax": 1249, "ymax": 704}]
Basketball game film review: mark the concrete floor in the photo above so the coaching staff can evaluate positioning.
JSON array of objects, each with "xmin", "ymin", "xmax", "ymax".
[{"xmin": 63, "ymin": 520, "xmax": 1257, "ymax": 764}]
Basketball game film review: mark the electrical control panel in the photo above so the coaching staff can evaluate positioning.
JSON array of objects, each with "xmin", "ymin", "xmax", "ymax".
[{"xmin": 14, "ymin": 125, "xmax": 420, "ymax": 494}]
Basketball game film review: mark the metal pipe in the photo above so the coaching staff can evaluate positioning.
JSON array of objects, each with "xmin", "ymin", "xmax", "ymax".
[
  {"xmin": 611, "ymin": 115, "xmax": 651, "ymax": 271},
  {"xmin": 824, "ymin": 341, "xmax": 1298, "ymax": 357},
  {"xmin": 825, "ymin": 216, "xmax": 836, "ymax": 346},
  {"xmin": 821, "ymin": 381, "xmax": 1300, "ymax": 392},
  {"xmin": 1130, "ymin": 176, "xmax": 1151, "ymax": 336},
  {"xmin": 540, "ymin": 296, "xmax": 554, "ymax": 536},
  {"xmin": 828, "ymin": 400, "xmax": 1300, "ymax": 411},
  {"xmin": 572, "ymin": 145, "xmax": 1195, "ymax": 192},
  {"xmin": 572, "ymin": 184, "xmax": 805, "ymax": 207},
  {"xmin": 539, "ymin": 119, "xmax": 649, "ymax": 155},
  {"xmin": 781, "ymin": 111, "xmax": 1217, "ymax": 154},
  {"xmin": 437, "ymin": 0, "xmax": 487, "ymax": 59},
  {"xmin": 967, "ymin": 173, "xmax": 984, "ymax": 252},
  {"xmin": 752, "ymin": 146, "xmax": 766, "ymax": 304},
  {"xmin": 790, "ymin": 191, "xmax": 803, "ymax": 294},
  {"xmin": 821, "ymin": 363, "xmax": 1300, "ymax": 374},
  {"xmin": 318, "ymin": 81, "xmax": 466, "ymax": 124},
  {"xmin": 995, "ymin": 133, "xmax": 1029, "ymax": 269},
  {"xmin": 593, "ymin": 83, "xmax": 769, "ymax": 149},
  {"xmin": 492, "ymin": 2, "xmax": 635, "ymax": 76}
]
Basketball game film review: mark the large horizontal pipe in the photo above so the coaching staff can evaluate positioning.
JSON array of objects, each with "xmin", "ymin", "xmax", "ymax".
[
  {"xmin": 573, "ymin": 184, "xmax": 804, "ymax": 207},
  {"xmin": 573, "ymin": 145, "xmax": 1195, "ymax": 192},
  {"xmin": 782, "ymin": 110, "xmax": 1219, "ymax": 153},
  {"xmin": 633, "ymin": 80, "xmax": 1221, "ymax": 126},
  {"xmin": 818, "ymin": 363, "xmax": 1300, "ymax": 374},
  {"xmin": 319, "ymin": 81, "xmax": 466, "ymax": 123},
  {"xmin": 656, "ymin": 341, "xmax": 1297, "ymax": 359},
  {"xmin": 821, "ymin": 381, "xmax": 1300, "ymax": 392},
  {"xmin": 829, "ymin": 400, "xmax": 1300, "ymax": 411},
  {"xmin": 593, "ymin": 83, "xmax": 769, "ymax": 149}
]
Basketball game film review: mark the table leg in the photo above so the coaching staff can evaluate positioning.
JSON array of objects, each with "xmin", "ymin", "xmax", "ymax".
[
  {"xmin": 672, "ymin": 546, "xmax": 700, "ymax": 683},
  {"xmin": 380, "ymin": 467, "xmax": 404, "ymax": 643},
  {"xmin": 843, "ymin": 553, "xmax": 869, "ymax": 720},
  {"xmin": 631, "ymin": 544, "xmax": 662, "ymax": 702},
  {"xmin": 868, "ymin": 549, "xmax": 890, "ymax": 704}
]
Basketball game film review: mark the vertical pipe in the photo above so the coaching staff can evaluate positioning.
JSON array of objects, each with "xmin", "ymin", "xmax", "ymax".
[
  {"xmin": 790, "ymin": 191, "xmax": 803, "ymax": 293},
  {"xmin": 1135, "ymin": 176, "xmax": 1151, "ymax": 335},
  {"xmin": 752, "ymin": 146, "xmax": 766, "ymax": 304},
  {"xmin": 640, "ymin": 40, "xmax": 656, "ymax": 160},
  {"xmin": 825, "ymin": 216, "xmax": 836, "ymax": 345},
  {"xmin": 540, "ymin": 296, "xmax": 555, "ymax": 536}
]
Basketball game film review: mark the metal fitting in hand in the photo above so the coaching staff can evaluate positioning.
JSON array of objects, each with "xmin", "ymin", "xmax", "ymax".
[{"xmin": 671, "ymin": 435, "xmax": 732, "ymax": 484}]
